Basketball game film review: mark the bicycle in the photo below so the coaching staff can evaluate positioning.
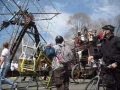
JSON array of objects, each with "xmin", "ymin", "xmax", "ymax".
[
  {"xmin": 85, "ymin": 59, "xmax": 108, "ymax": 90},
  {"xmin": 71, "ymin": 59, "xmax": 96, "ymax": 84}
]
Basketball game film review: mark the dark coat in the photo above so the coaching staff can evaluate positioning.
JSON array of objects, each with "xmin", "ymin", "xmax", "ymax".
[
  {"xmin": 95, "ymin": 35, "xmax": 120, "ymax": 67},
  {"xmin": 96, "ymin": 35, "xmax": 120, "ymax": 89}
]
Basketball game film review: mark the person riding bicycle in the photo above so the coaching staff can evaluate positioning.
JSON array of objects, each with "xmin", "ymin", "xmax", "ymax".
[
  {"xmin": 52, "ymin": 35, "xmax": 73, "ymax": 90},
  {"xmin": 88, "ymin": 25, "xmax": 120, "ymax": 90}
]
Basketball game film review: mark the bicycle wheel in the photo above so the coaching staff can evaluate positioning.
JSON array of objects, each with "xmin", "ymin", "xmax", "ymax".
[
  {"xmin": 71, "ymin": 64, "xmax": 82, "ymax": 83},
  {"xmin": 25, "ymin": 76, "xmax": 39, "ymax": 90},
  {"xmin": 85, "ymin": 76, "xmax": 106, "ymax": 90}
]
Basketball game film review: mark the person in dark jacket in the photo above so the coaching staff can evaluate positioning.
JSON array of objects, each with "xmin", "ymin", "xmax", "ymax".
[{"xmin": 88, "ymin": 25, "xmax": 120, "ymax": 90}]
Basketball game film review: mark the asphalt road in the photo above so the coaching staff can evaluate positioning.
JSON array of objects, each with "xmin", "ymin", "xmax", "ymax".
[{"xmin": 2, "ymin": 77, "xmax": 90, "ymax": 90}]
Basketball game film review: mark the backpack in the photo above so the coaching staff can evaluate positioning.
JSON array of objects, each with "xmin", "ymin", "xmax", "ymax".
[
  {"xmin": 44, "ymin": 46, "xmax": 56, "ymax": 60},
  {"xmin": 52, "ymin": 44, "xmax": 73, "ymax": 70}
]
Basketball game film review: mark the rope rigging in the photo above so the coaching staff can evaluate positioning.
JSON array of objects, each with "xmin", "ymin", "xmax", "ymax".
[{"xmin": 0, "ymin": 0, "xmax": 60, "ymax": 64}]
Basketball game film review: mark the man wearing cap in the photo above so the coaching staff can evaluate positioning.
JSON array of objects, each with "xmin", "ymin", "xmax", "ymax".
[{"xmin": 88, "ymin": 25, "xmax": 120, "ymax": 90}]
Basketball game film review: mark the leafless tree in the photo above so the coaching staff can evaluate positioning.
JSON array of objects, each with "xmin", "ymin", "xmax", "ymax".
[
  {"xmin": 67, "ymin": 13, "xmax": 91, "ymax": 35},
  {"xmin": 114, "ymin": 15, "xmax": 120, "ymax": 36},
  {"xmin": 64, "ymin": 12, "xmax": 91, "ymax": 44}
]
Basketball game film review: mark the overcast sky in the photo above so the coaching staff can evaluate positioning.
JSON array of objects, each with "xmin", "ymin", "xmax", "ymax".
[{"xmin": 0, "ymin": 0, "xmax": 120, "ymax": 45}]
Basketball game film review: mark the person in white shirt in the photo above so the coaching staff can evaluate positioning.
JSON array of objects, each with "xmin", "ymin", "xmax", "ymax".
[
  {"xmin": 10, "ymin": 61, "xmax": 18, "ymax": 71},
  {"xmin": 0, "ymin": 42, "xmax": 17, "ymax": 90}
]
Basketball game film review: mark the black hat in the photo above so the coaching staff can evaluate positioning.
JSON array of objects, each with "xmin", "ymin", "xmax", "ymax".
[
  {"xmin": 102, "ymin": 25, "xmax": 115, "ymax": 32},
  {"xmin": 55, "ymin": 35, "xmax": 64, "ymax": 44}
]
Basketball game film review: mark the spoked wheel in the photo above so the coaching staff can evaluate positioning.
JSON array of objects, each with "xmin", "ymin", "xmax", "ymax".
[
  {"xmin": 71, "ymin": 64, "xmax": 83, "ymax": 83},
  {"xmin": 25, "ymin": 76, "xmax": 39, "ymax": 90},
  {"xmin": 85, "ymin": 76, "xmax": 106, "ymax": 90}
]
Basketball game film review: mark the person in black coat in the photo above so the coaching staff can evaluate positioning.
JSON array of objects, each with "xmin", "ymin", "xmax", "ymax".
[{"xmin": 88, "ymin": 25, "xmax": 120, "ymax": 90}]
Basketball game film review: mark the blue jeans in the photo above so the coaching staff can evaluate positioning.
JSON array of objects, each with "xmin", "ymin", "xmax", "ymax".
[{"xmin": 0, "ymin": 64, "xmax": 14, "ymax": 90}]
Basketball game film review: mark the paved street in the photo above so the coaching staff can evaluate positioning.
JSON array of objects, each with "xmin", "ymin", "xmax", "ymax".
[
  {"xmin": 38, "ymin": 79, "xmax": 89, "ymax": 90},
  {"xmin": 2, "ymin": 77, "xmax": 90, "ymax": 90}
]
